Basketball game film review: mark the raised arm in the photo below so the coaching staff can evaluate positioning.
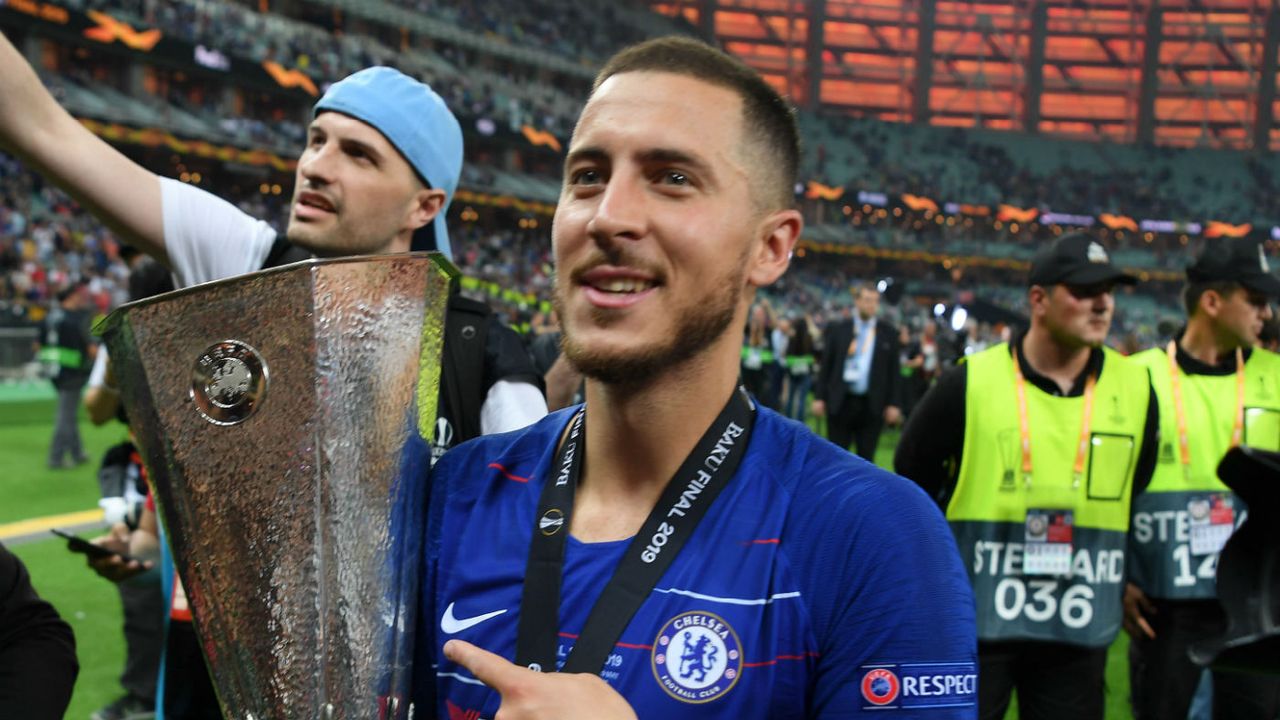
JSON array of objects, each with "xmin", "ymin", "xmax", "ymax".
[{"xmin": 0, "ymin": 30, "xmax": 166, "ymax": 264}]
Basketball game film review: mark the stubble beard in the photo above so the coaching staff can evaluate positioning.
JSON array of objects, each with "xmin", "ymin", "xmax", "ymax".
[{"xmin": 555, "ymin": 265, "xmax": 746, "ymax": 389}]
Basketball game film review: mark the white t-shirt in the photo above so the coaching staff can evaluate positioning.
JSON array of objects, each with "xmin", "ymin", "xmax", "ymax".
[
  {"xmin": 158, "ymin": 178, "xmax": 546, "ymax": 434},
  {"xmin": 87, "ymin": 345, "xmax": 110, "ymax": 390}
]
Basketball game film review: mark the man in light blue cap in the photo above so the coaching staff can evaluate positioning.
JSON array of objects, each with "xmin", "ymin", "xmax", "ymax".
[
  {"xmin": 299, "ymin": 66, "xmax": 463, "ymax": 261},
  {"xmin": 0, "ymin": 38, "xmax": 545, "ymax": 435},
  {"xmin": 0, "ymin": 34, "xmax": 548, "ymax": 719}
]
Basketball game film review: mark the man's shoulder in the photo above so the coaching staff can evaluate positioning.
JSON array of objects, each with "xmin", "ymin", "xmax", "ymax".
[{"xmin": 433, "ymin": 407, "xmax": 573, "ymax": 489}]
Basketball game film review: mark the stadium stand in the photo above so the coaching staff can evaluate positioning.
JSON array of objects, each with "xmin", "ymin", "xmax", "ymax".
[{"xmin": 2, "ymin": 0, "xmax": 1278, "ymax": 364}]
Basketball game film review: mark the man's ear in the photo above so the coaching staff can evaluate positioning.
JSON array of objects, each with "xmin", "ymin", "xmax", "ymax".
[
  {"xmin": 747, "ymin": 208, "xmax": 803, "ymax": 288},
  {"xmin": 408, "ymin": 187, "xmax": 447, "ymax": 232},
  {"xmin": 1199, "ymin": 288, "xmax": 1225, "ymax": 319},
  {"xmin": 1027, "ymin": 285, "xmax": 1049, "ymax": 319}
]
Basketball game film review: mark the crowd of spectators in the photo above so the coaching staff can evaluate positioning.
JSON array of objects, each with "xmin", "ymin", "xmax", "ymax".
[
  {"xmin": 48, "ymin": 0, "xmax": 1280, "ymax": 237},
  {"xmin": 806, "ymin": 112, "xmax": 1280, "ymax": 226},
  {"xmin": 0, "ymin": 140, "xmax": 1194, "ymax": 364},
  {"xmin": 60, "ymin": 0, "xmax": 680, "ymax": 140},
  {"xmin": 0, "ymin": 154, "xmax": 129, "ymax": 328},
  {"xmin": 395, "ymin": 0, "xmax": 688, "ymax": 65},
  {"xmin": 6, "ymin": 0, "xmax": 1275, "ymax": 364}
]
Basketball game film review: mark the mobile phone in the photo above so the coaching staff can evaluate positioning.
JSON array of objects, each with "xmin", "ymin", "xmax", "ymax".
[{"xmin": 51, "ymin": 528, "xmax": 144, "ymax": 565}]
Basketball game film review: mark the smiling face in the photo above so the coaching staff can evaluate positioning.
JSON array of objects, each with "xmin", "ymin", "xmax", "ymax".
[
  {"xmin": 552, "ymin": 71, "xmax": 799, "ymax": 387},
  {"xmin": 286, "ymin": 112, "xmax": 443, "ymax": 257}
]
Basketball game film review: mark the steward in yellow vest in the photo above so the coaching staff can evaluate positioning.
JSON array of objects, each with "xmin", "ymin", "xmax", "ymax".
[
  {"xmin": 1124, "ymin": 237, "xmax": 1280, "ymax": 720},
  {"xmin": 896, "ymin": 233, "xmax": 1159, "ymax": 720}
]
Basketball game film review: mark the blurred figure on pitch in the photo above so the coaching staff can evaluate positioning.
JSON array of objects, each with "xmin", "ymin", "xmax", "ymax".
[
  {"xmin": 813, "ymin": 284, "xmax": 902, "ymax": 459},
  {"xmin": 783, "ymin": 313, "xmax": 818, "ymax": 422},
  {"xmin": 896, "ymin": 233, "xmax": 1160, "ymax": 720},
  {"xmin": 1125, "ymin": 237, "xmax": 1280, "ymax": 720},
  {"xmin": 83, "ymin": 257, "xmax": 173, "ymax": 720},
  {"xmin": 39, "ymin": 279, "xmax": 96, "ymax": 469},
  {"xmin": 740, "ymin": 300, "xmax": 777, "ymax": 407},
  {"xmin": 898, "ymin": 323, "xmax": 924, "ymax": 419}
]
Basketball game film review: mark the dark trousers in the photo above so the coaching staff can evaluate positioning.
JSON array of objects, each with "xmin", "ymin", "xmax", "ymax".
[
  {"xmin": 978, "ymin": 640, "xmax": 1108, "ymax": 720},
  {"xmin": 1129, "ymin": 598, "xmax": 1223, "ymax": 719},
  {"xmin": 118, "ymin": 572, "xmax": 164, "ymax": 702},
  {"xmin": 1129, "ymin": 597, "xmax": 1280, "ymax": 720},
  {"xmin": 165, "ymin": 620, "xmax": 223, "ymax": 719},
  {"xmin": 48, "ymin": 384, "xmax": 84, "ymax": 465},
  {"xmin": 827, "ymin": 392, "xmax": 883, "ymax": 460}
]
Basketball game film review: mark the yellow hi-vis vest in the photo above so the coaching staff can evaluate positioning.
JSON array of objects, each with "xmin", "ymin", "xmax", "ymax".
[
  {"xmin": 950, "ymin": 343, "xmax": 1149, "ymax": 646},
  {"xmin": 1127, "ymin": 345, "xmax": 1280, "ymax": 599}
]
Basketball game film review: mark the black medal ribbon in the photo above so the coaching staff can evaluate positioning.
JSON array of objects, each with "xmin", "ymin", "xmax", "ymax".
[{"xmin": 514, "ymin": 385, "xmax": 756, "ymax": 675}]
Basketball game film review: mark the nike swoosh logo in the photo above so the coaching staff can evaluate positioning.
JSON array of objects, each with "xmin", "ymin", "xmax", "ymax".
[{"xmin": 440, "ymin": 602, "xmax": 507, "ymax": 634}]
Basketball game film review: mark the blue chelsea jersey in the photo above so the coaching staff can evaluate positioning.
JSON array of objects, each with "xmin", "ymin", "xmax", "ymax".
[{"xmin": 415, "ymin": 406, "xmax": 977, "ymax": 719}]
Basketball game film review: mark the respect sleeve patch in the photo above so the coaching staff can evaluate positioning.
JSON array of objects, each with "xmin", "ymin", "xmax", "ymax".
[{"xmin": 858, "ymin": 662, "xmax": 978, "ymax": 710}]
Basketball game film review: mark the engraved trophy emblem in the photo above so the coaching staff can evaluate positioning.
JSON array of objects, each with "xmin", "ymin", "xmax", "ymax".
[
  {"xmin": 99, "ymin": 253, "xmax": 453, "ymax": 720},
  {"xmin": 191, "ymin": 340, "xmax": 268, "ymax": 425}
]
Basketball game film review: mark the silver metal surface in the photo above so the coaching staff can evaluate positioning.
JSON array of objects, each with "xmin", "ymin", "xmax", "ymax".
[{"xmin": 100, "ymin": 253, "xmax": 453, "ymax": 719}]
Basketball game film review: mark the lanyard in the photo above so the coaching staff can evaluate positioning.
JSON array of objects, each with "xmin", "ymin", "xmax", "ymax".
[
  {"xmin": 1166, "ymin": 341, "xmax": 1246, "ymax": 473},
  {"xmin": 514, "ymin": 386, "xmax": 756, "ymax": 675},
  {"xmin": 1011, "ymin": 349, "xmax": 1096, "ymax": 490}
]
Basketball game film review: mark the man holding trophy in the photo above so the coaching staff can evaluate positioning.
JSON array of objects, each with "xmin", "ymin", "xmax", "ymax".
[{"xmin": 0, "ymin": 28, "xmax": 544, "ymax": 720}]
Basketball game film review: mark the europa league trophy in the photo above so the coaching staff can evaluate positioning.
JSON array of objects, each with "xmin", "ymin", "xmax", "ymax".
[{"xmin": 99, "ymin": 254, "xmax": 453, "ymax": 720}]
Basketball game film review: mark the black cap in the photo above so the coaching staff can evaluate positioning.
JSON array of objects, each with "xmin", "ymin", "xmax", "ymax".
[
  {"xmin": 1027, "ymin": 232, "xmax": 1138, "ymax": 288},
  {"xmin": 1187, "ymin": 237, "xmax": 1280, "ymax": 297}
]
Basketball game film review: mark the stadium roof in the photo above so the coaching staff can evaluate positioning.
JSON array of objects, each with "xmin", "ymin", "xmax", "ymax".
[{"xmin": 644, "ymin": 0, "xmax": 1280, "ymax": 150}]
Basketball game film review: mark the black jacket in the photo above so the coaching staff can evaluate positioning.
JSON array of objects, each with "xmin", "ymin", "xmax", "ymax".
[
  {"xmin": 0, "ymin": 543, "xmax": 77, "ymax": 719},
  {"xmin": 815, "ymin": 316, "xmax": 901, "ymax": 417}
]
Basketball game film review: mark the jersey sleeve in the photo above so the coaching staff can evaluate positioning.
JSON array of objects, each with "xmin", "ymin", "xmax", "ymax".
[
  {"xmin": 790, "ymin": 464, "xmax": 978, "ymax": 718},
  {"xmin": 159, "ymin": 177, "xmax": 278, "ymax": 287}
]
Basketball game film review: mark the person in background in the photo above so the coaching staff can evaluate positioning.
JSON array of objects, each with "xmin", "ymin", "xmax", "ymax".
[
  {"xmin": 84, "ymin": 257, "xmax": 173, "ymax": 720},
  {"xmin": 783, "ymin": 313, "xmax": 818, "ymax": 422},
  {"xmin": 813, "ymin": 284, "xmax": 902, "ymax": 460},
  {"xmin": 740, "ymin": 300, "xmax": 774, "ymax": 405},
  {"xmin": 898, "ymin": 323, "xmax": 924, "ymax": 419},
  {"xmin": 39, "ymin": 279, "xmax": 96, "ymax": 469},
  {"xmin": 1124, "ymin": 237, "xmax": 1280, "ymax": 720},
  {"xmin": 895, "ymin": 233, "xmax": 1159, "ymax": 720}
]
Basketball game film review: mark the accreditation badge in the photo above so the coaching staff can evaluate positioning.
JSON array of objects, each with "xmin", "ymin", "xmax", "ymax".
[
  {"xmin": 1023, "ymin": 509, "xmax": 1073, "ymax": 576},
  {"xmin": 743, "ymin": 348, "xmax": 763, "ymax": 370},
  {"xmin": 1188, "ymin": 494, "xmax": 1235, "ymax": 556}
]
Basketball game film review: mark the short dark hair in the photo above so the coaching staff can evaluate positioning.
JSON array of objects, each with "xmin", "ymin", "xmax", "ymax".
[
  {"xmin": 592, "ymin": 36, "xmax": 799, "ymax": 209},
  {"xmin": 1183, "ymin": 280, "xmax": 1240, "ymax": 316}
]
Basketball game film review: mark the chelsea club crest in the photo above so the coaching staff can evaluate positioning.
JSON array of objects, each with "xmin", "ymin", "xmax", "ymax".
[{"xmin": 651, "ymin": 611, "xmax": 743, "ymax": 703}]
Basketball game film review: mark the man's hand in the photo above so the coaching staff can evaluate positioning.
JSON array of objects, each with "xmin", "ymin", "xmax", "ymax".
[
  {"xmin": 1122, "ymin": 582, "xmax": 1156, "ymax": 640},
  {"xmin": 811, "ymin": 399, "xmax": 826, "ymax": 418},
  {"xmin": 884, "ymin": 405, "xmax": 903, "ymax": 427},
  {"xmin": 443, "ymin": 640, "xmax": 637, "ymax": 720},
  {"xmin": 88, "ymin": 523, "xmax": 151, "ymax": 582}
]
